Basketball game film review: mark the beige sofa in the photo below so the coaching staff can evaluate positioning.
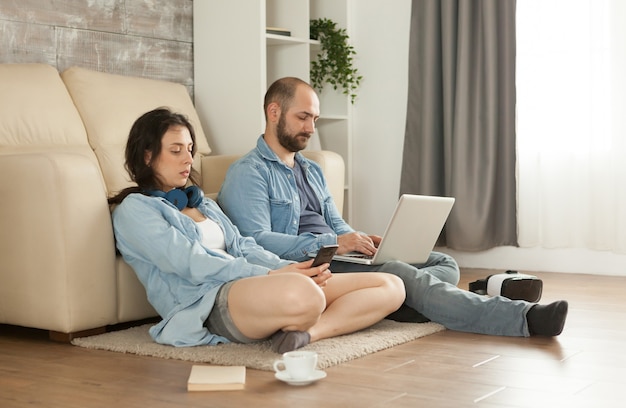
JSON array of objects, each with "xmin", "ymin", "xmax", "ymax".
[{"xmin": 0, "ymin": 63, "xmax": 344, "ymax": 340}]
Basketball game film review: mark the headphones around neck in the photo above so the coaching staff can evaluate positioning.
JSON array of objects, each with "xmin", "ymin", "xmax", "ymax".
[{"xmin": 146, "ymin": 186, "xmax": 203, "ymax": 210}]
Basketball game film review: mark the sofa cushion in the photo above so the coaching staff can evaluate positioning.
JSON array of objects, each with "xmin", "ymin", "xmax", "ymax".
[
  {"xmin": 0, "ymin": 64, "xmax": 90, "ymax": 155},
  {"xmin": 61, "ymin": 66, "xmax": 211, "ymax": 195}
]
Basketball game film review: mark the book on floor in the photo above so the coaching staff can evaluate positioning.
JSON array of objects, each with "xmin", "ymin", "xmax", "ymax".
[{"xmin": 187, "ymin": 365, "xmax": 246, "ymax": 391}]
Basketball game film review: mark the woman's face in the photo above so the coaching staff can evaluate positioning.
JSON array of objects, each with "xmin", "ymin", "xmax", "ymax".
[{"xmin": 146, "ymin": 125, "xmax": 194, "ymax": 192}]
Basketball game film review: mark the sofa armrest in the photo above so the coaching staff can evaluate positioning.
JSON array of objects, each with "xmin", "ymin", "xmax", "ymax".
[
  {"xmin": 200, "ymin": 150, "xmax": 345, "ymax": 215},
  {"xmin": 0, "ymin": 152, "xmax": 117, "ymax": 332}
]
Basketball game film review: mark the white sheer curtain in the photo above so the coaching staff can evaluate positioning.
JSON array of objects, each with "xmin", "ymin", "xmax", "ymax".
[{"xmin": 517, "ymin": 0, "xmax": 626, "ymax": 254}]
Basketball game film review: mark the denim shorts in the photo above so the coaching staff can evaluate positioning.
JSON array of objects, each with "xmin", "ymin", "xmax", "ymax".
[{"xmin": 204, "ymin": 280, "xmax": 257, "ymax": 344}]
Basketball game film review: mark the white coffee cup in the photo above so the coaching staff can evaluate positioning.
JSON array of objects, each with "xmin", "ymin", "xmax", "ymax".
[{"xmin": 273, "ymin": 350, "xmax": 318, "ymax": 380}]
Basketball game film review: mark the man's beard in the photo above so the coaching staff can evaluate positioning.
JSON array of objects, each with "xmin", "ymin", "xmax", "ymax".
[{"xmin": 276, "ymin": 114, "xmax": 310, "ymax": 152}]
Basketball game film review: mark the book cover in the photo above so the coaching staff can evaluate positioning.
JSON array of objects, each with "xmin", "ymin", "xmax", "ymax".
[{"xmin": 187, "ymin": 365, "xmax": 246, "ymax": 391}]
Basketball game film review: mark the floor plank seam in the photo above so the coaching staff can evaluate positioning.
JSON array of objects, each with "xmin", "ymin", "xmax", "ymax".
[
  {"xmin": 559, "ymin": 350, "xmax": 583, "ymax": 362},
  {"xmin": 382, "ymin": 359, "xmax": 416, "ymax": 373},
  {"xmin": 473, "ymin": 355, "xmax": 501, "ymax": 368},
  {"xmin": 473, "ymin": 386, "xmax": 506, "ymax": 404}
]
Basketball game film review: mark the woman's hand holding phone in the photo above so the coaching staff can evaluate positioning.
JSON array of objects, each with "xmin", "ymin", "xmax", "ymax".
[{"xmin": 311, "ymin": 244, "xmax": 339, "ymax": 267}]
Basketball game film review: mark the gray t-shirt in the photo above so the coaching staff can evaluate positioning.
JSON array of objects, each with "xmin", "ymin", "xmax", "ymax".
[{"xmin": 293, "ymin": 161, "xmax": 334, "ymax": 235}]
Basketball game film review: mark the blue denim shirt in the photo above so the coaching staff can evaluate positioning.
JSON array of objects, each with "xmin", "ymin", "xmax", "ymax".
[
  {"xmin": 218, "ymin": 135, "xmax": 354, "ymax": 261},
  {"xmin": 112, "ymin": 193, "xmax": 292, "ymax": 347}
]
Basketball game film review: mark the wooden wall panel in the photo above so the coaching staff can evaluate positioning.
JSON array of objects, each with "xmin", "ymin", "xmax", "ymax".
[
  {"xmin": 0, "ymin": 0, "xmax": 193, "ymax": 94},
  {"xmin": 0, "ymin": 0, "xmax": 126, "ymax": 33},
  {"xmin": 56, "ymin": 28, "xmax": 192, "ymax": 85},
  {"xmin": 125, "ymin": 0, "xmax": 192, "ymax": 42},
  {"xmin": 0, "ymin": 20, "xmax": 57, "ymax": 66}
]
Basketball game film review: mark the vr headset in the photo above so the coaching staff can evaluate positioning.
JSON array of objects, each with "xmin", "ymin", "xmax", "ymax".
[{"xmin": 469, "ymin": 270, "xmax": 543, "ymax": 303}]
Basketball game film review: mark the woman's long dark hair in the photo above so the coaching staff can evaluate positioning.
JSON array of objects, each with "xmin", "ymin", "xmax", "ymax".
[{"xmin": 108, "ymin": 107, "xmax": 201, "ymax": 205}]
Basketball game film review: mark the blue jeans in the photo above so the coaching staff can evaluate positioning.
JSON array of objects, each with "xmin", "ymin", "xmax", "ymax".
[{"xmin": 330, "ymin": 251, "xmax": 532, "ymax": 337}]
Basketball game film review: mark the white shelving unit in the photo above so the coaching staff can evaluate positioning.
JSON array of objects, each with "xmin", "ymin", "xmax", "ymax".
[{"xmin": 193, "ymin": 0, "xmax": 353, "ymax": 220}]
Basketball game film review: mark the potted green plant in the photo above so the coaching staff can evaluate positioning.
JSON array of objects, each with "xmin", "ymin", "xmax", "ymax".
[{"xmin": 310, "ymin": 18, "xmax": 362, "ymax": 104}]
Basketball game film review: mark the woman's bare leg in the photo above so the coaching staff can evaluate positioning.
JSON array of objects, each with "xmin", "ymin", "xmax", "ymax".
[
  {"xmin": 226, "ymin": 273, "xmax": 326, "ymax": 340},
  {"xmin": 226, "ymin": 271, "xmax": 404, "ymax": 352},
  {"xmin": 307, "ymin": 272, "xmax": 405, "ymax": 342}
]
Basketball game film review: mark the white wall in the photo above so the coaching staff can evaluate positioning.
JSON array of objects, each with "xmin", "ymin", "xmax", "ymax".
[
  {"xmin": 444, "ymin": 246, "xmax": 626, "ymax": 276},
  {"xmin": 350, "ymin": 1, "xmax": 626, "ymax": 276},
  {"xmin": 350, "ymin": 0, "xmax": 411, "ymax": 235}
]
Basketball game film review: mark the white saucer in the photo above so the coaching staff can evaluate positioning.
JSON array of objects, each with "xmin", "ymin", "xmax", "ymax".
[{"xmin": 275, "ymin": 369, "xmax": 327, "ymax": 386}]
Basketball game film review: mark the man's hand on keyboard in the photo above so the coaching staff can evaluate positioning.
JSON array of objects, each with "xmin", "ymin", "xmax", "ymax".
[{"xmin": 337, "ymin": 232, "xmax": 379, "ymax": 256}]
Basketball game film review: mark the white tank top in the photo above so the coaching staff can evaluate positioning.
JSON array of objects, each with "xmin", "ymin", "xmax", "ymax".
[{"xmin": 196, "ymin": 218, "xmax": 234, "ymax": 259}]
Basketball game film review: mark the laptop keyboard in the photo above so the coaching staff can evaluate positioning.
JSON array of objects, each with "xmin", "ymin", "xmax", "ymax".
[{"xmin": 345, "ymin": 252, "xmax": 374, "ymax": 260}]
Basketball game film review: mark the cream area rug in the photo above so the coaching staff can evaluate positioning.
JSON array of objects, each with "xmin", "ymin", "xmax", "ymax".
[{"xmin": 72, "ymin": 320, "xmax": 445, "ymax": 371}]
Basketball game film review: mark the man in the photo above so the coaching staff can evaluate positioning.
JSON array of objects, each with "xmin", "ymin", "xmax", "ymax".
[{"xmin": 218, "ymin": 77, "xmax": 568, "ymax": 337}]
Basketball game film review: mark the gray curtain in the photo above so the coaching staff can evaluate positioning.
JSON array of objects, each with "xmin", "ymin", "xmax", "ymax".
[{"xmin": 400, "ymin": 0, "xmax": 517, "ymax": 251}]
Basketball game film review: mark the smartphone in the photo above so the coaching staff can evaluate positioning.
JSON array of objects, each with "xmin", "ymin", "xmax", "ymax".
[{"xmin": 311, "ymin": 244, "xmax": 339, "ymax": 267}]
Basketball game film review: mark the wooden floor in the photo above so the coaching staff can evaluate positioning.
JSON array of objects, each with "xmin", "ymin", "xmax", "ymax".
[{"xmin": 1, "ymin": 268, "xmax": 624, "ymax": 408}]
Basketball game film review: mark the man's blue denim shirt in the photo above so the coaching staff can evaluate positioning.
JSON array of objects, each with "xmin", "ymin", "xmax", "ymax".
[{"xmin": 218, "ymin": 135, "xmax": 354, "ymax": 261}]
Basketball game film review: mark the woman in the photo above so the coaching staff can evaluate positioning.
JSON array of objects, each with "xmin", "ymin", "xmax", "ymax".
[{"xmin": 108, "ymin": 107, "xmax": 405, "ymax": 353}]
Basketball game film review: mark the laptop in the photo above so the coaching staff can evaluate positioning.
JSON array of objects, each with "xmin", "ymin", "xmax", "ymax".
[{"xmin": 310, "ymin": 194, "xmax": 455, "ymax": 265}]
